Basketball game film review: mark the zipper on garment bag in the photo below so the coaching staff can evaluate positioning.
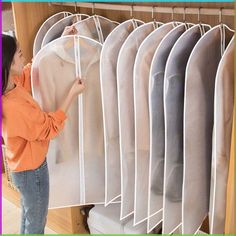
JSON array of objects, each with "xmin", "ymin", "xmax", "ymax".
[{"xmin": 74, "ymin": 36, "xmax": 85, "ymax": 204}]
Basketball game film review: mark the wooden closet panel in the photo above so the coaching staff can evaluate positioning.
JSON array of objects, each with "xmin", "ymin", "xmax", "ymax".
[
  {"xmin": 225, "ymin": 113, "xmax": 235, "ymax": 234},
  {"xmin": 12, "ymin": 2, "xmax": 69, "ymax": 62}
]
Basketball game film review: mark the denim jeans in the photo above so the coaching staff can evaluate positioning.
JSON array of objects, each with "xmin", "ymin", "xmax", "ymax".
[{"xmin": 11, "ymin": 160, "xmax": 49, "ymax": 234}]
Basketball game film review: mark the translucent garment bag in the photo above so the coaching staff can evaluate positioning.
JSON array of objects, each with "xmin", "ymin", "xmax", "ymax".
[
  {"xmin": 133, "ymin": 22, "xmax": 175, "ymax": 226},
  {"xmin": 32, "ymin": 35, "xmax": 104, "ymax": 208},
  {"xmin": 117, "ymin": 22, "xmax": 159, "ymax": 220},
  {"xmin": 100, "ymin": 19, "xmax": 143, "ymax": 205},
  {"xmin": 73, "ymin": 15, "xmax": 119, "ymax": 44},
  {"xmin": 147, "ymin": 22, "xmax": 194, "ymax": 233},
  {"xmin": 209, "ymin": 36, "xmax": 234, "ymax": 234},
  {"xmin": 33, "ymin": 12, "xmax": 72, "ymax": 56},
  {"xmin": 41, "ymin": 14, "xmax": 89, "ymax": 48},
  {"xmin": 182, "ymin": 25, "xmax": 234, "ymax": 234},
  {"xmin": 162, "ymin": 23, "xmax": 211, "ymax": 234}
]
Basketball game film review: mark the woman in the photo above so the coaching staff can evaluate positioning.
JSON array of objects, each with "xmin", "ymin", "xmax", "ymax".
[{"xmin": 2, "ymin": 28, "xmax": 84, "ymax": 234}]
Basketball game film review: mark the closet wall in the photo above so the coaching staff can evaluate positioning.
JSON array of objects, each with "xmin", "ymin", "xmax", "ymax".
[{"xmin": 11, "ymin": 2, "xmax": 235, "ymax": 234}]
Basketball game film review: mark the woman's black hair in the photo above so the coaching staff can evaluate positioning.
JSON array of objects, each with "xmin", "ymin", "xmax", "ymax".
[{"xmin": 2, "ymin": 34, "xmax": 17, "ymax": 95}]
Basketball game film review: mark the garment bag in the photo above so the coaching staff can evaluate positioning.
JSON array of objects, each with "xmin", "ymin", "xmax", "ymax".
[
  {"xmin": 163, "ymin": 24, "xmax": 211, "ymax": 234},
  {"xmin": 100, "ymin": 19, "xmax": 143, "ymax": 205},
  {"xmin": 74, "ymin": 15, "xmax": 119, "ymax": 44},
  {"xmin": 209, "ymin": 36, "xmax": 234, "ymax": 234},
  {"xmin": 33, "ymin": 12, "xmax": 72, "ymax": 56},
  {"xmin": 147, "ymin": 22, "xmax": 194, "ymax": 233},
  {"xmin": 133, "ymin": 22, "xmax": 175, "ymax": 226},
  {"xmin": 41, "ymin": 14, "xmax": 89, "ymax": 48},
  {"xmin": 182, "ymin": 25, "xmax": 234, "ymax": 234},
  {"xmin": 32, "ymin": 35, "xmax": 104, "ymax": 208},
  {"xmin": 117, "ymin": 22, "xmax": 158, "ymax": 220}
]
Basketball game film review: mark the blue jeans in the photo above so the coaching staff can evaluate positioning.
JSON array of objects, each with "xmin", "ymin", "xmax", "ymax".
[{"xmin": 11, "ymin": 160, "xmax": 49, "ymax": 234}]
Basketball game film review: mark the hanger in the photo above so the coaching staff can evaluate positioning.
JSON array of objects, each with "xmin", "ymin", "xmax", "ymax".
[
  {"xmin": 197, "ymin": 7, "xmax": 205, "ymax": 36},
  {"xmin": 130, "ymin": 4, "xmax": 134, "ymax": 19},
  {"xmin": 219, "ymin": 7, "xmax": 225, "ymax": 57},
  {"xmin": 171, "ymin": 6, "xmax": 178, "ymax": 27},
  {"xmin": 74, "ymin": 2, "xmax": 77, "ymax": 13},
  {"xmin": 151, "ymin": 6, "xmax": 156, "ymax": 23},
  {"xmin": 151, "ymin": 6, "xmax": 162, "ymax": 29},
  {"xmin": 92, "ymin": 2, "xmax": 95, "ymax": 15},
  {"xmin": 183, "ymin": 7, "xmax": 189, "ymax": 30}
]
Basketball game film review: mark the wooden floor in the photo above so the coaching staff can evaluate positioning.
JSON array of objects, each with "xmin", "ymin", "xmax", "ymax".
[
  {"xmin": 2, "ymin": 197, "xmax": 57, "ymax": 234},
  {"xmin": 2, "ymin": 174, "xmax": 57, "ymax": 234}
]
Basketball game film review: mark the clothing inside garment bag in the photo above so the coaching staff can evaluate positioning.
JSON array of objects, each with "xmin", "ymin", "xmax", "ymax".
[
  {"xmin": 162, "ymin": 23, "xmax": 211, "ymax": 234},
  {"xmin": 147, "ymin": 22, "xmax": 197, "ymax": 233},
  {"xmin": 182, "ymin": 24, "xmax": 234, "ymax": 234},
  {"xmin": 117, "ymin": 22, "xmax": 159, "ymax": 220},
  {"xmin": 41, "ymin": 14, "xmax": 89, "ymax": 48},
  {"xmin": 100, "ymin": 19, "xmax": 144, "ymax": 205},
  {"xmin": 32, "ymin": 35, "xmax": 104, "ymax": 208},
  {"xmin": 32, "ymin": 36, "xmax": 80, "ymax": 208},
  {"xmin": 209, "ymin": 36, "xmax": 234, "ymax": 234},
  {"xmin": 133, "ymin": 22, "xmax": 175, "ymax": 226},
  {"xmin": 73, "ymin": 15, "xmax": 119, "ymax": 44},
  {"xmin": 33, "ymin": 11, "xmax": 72, "ymax": 56}
]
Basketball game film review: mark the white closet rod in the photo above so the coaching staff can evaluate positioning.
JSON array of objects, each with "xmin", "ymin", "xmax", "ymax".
[{"xmin": 51, "ymin": 2, "xmax": 234, "ymax": 16}]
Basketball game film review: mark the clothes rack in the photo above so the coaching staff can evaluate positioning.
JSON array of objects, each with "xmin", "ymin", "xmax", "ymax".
[{"xmin": 52, "ymin": 2, "xmax": 234, "ymax": 17}]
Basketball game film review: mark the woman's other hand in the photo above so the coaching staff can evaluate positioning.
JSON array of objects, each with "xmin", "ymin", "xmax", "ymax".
[{"xmin": 61, "ymin": 25, "xmax": 77, "ymax": 36}]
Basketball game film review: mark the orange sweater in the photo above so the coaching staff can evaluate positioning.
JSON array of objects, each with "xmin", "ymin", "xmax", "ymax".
[{"xmin": 2, "ymin": 64, "xmax": 67, "ymax": 172}]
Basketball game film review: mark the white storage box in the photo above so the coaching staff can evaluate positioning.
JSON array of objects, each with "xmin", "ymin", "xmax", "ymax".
[{"xmin": 88, "ymin": 204, "xmax": 151, "ymax": 234}]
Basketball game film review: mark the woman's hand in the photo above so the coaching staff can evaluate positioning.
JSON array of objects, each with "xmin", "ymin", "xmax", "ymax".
[
  {"xmin": 59, "ymin": 77, "xmax": 85, "ymax": 114},
  {"xmin": 69, "ymin": 78, "xmax": 85, "ymax": 97},
  {"xmin": 61, "ymin": 25, "xmax": 77, "ymax": 36}
]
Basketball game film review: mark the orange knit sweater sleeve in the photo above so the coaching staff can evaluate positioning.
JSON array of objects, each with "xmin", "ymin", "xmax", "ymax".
[{"xmin": 5, "ymin": 100, "xmax": 67, "ymax": 142}]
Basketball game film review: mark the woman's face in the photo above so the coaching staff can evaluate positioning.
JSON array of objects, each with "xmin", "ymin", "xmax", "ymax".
[{"xmin": 10, "ymin": 46, "xmax": 25, "ymax": 76}]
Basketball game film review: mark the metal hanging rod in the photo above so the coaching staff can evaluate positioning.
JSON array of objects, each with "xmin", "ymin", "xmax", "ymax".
[{"xmin": 51, "ymin": 2, "xmax": 234, "ymax": 16}]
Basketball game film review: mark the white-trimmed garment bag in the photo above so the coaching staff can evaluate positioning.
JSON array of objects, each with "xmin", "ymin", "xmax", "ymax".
[
  {"xmin": 162, "ymin": 23, "xmax": 211, "ymax": 234},
  {"xmin": 33, "ymin": 11, "xmax": 72, "ymax": 56},
  {"xmin": 74, "ymin": 15, "xmax": 119, "ymax": 44},
  {"xmin": 182, "ymin": 24, "xmax": 234, "ymax": 234},
  {"xmin": 100, "ymin": 19, "xmax": 143, "ymax": 205},
  {"xmin": 32, "ymin": 35, "xmax": 105, "ymax": 207},
  {"xmin": 41, "ymin": 13, "xmax": 89, "ymax": 48},
  {"xmin": 133, "ymin": 22, "xmax": 175, "ymax": 226},
  {"xmin": 209, "ymin": 36, "xmax": 234, "ymax": 234},
  {"xmin": 117, "ymin": 22, "xmax": 158, "ymax": 220},
  {"xmin": 148, "ymin": 22, "xmax": 193, "ymax": 233}
]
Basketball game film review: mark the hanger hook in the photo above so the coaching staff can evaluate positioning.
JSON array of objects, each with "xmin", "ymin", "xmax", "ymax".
[
  {"xmin": 198, "ymin": 7, "xmax": 202, "ymax": 23},
  {"xmin": 92, "ymin": 3, "xmax": 95, "ymax": 15},
  {"xmin": 152, "ymin": 6, "xmax": 155, "ymax": 21},
  {"xmin": 183, "ymin": 7, "xmax": 187, "ymax": 23},
  {"xmin": 171, "ymin": 6, "xmax": 175, "ymax": 21},
  {"xmin": 74, "ymin": 2, "xmax": 77, "ymax": 13},
  {"xmin": 130, "ymin": 4, "xmax": 134, "ymax": 18},
  {"xmin": 219, "ymin": 7, "xmax": 223, "ymax": 24}
]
